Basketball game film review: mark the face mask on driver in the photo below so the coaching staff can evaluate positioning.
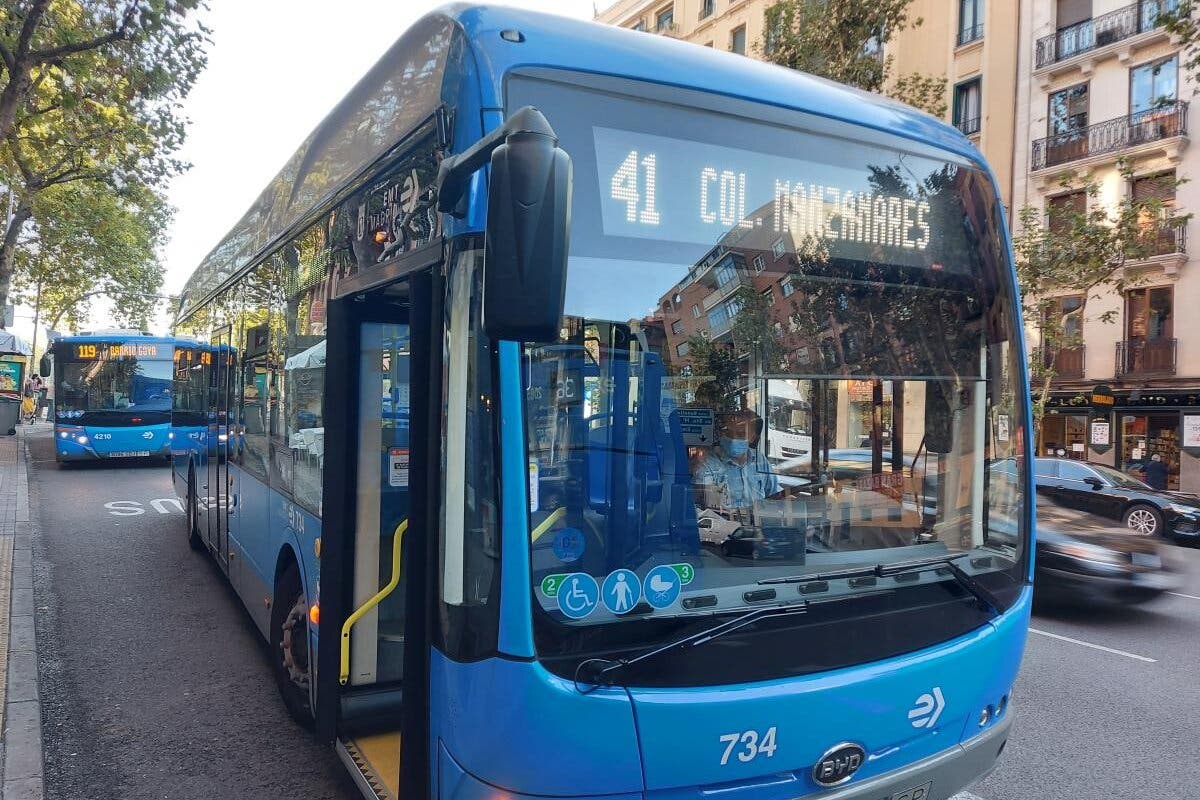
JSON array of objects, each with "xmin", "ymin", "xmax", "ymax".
[{"xmin": 722, "ymin": 437, "xmax": 749, "ymax": 457}]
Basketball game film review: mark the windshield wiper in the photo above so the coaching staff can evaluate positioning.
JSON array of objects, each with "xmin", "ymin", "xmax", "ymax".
[
  {"xmin": 575, "ymin": 601, "xmax": 809, "ymax": 689},
  {"xmin": 758, "ymin": 553, "xmax": 1002, "ymax": 616}
]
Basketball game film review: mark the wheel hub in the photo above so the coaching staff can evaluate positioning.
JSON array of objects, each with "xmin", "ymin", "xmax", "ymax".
[{"xmin": 280, "ymin": 596, "xmax": 311, "ymax": 688}]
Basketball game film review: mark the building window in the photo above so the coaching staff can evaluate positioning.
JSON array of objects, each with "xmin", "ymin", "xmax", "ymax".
[
  {"xmin": 764, "ymin": 5, "xmax": 783, "ymax": 55},
  {"xmin": 704, "ymin": 41, "xmax": 713, "ymax": 47},
  {"xmin": 630, "ymin": 18, "xmax": 646, "ymax": 31},
  {"xmin": 1131, "ymin": 55, "xmax": 1178, "ymax": 115},
  {"xmin": 953, "ymin": 78, "xmax": 982, "ymax": 136},
  {"xmin": 726, "ymin": 296, "xmax": 743, "ymax": 317},
  {"xmin": 676, "ymin": 341, "xmax": 691, "ymax": 357},
  {"xmin": 655, "ymin": 6, "xmax": 674, "ymax": 32},
  {"xmin": 752, "ymin": 254, "xmax": 765, "ymax": 273},
  {"xmin": 762, "ymin": 287, "xmax": 775, "ymax": 306},
  {"xmin": 1048, "ymin": 83, "xmax": 1089, "ymax": 135},
  {"xmin": 1047, "ymin": 191, "xmax": 1086, "ymax": 235},
  {"xmin": 708, "ymin": 305, "xmax": 729, "ymax": 329},
  {"xmin": 662, "ymin": 299, "xmax": 673, "ymax": 313},
  {"xmin": 731, "ymin": 25, "xmax": 746, "ymax": 55},
  {"xmin": 691, "ymin": 303, "xmax": 701, "ymax": 318},
  {"xmin": 958, "ymin": 0, "xmax": 984, "ymax": 45},
  {"xmin": 671, "ymin": 319, "xmax": 684, "ymax": 335},
  {"xmin": 781, "ymin": 277, "xmax": 796, "ymax": 297},
  {"xmin": 1126, "ymin": 286, "xmax": 1173, "ymax": 342},
  {"xmin": 699, "ymin": 0, "xmax": 714, "ymax": 20},
  {"xmin": 771, "ymin": 237, "xmax": 786, "ymax": 259},
  {"xmin": 714, "ymin": 261, "xmax": 737, "ymax": 287}
]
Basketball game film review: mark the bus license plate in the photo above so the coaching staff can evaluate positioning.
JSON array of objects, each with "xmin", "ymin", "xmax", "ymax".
[
  {"xmin": 890, "ymin": 781, "xmax": 932, "ymax": 800},
  {"xmin": 110, "ymin": 451, "xmax": 151, "ymax": 458}
]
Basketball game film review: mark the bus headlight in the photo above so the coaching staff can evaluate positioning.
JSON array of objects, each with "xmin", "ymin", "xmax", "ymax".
[{"xmin": 75, "ymin": 434, "xmax": 89, "ymax": 445}]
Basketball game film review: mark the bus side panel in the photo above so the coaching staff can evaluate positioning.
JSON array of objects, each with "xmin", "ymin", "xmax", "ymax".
[{"xmin": 226, "ymin": 462, "xmax": 274, "ymax": 638}]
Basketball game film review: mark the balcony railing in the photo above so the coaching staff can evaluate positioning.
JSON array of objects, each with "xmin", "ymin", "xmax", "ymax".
[
  {"xmin": 1133, "ymin": 218, "xmax": 1188, "ymax": 259},
  {"xmin": 957, "ymin": 22, "xmax": 985, "ymax": 46},
  {"xmin": 1035, "ymin": 0, "xmax": 1178, "ymax": 69},
  {"xmin": 1031, "ymin": 100, "xmax": 1188, "ymax": 171},
  {"xmin": 1042, "ymin": 345, "xmax": 1086, "ymax": 379},
  {"xmin": 955, "ymin": 116, "xmax": 982, "ymax": 136},
  {"xmin": 1115, "ymin": 337, "xmax": 1177, "ymax": 377}
]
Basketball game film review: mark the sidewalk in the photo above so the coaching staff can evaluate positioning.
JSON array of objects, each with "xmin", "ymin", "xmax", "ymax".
[{"xmin": 0, "ymin": 425, "xmax": 42, "ymax": 800}]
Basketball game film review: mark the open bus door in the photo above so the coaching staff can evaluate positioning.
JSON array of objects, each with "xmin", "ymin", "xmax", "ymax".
[{"xmin": 318, "ymin": 272, "xmax": 439, "ymax": 800}]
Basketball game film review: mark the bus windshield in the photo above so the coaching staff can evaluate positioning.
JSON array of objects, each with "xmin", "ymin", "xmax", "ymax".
[
  {"xmin": 56, "ymin": 349, "xmax": 173, "ymax": 426},
  {"xmin": 513, "ymin": 77, "xmax": 1028, "ymax": 663}
]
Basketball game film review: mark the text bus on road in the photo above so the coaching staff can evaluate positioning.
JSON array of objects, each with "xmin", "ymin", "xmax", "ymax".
[
  {"xmin": 48, "ymin": 332, "xmax": 175, "ymax": 463},
  {"xmin": 171, "ymin": 6, "xmax": 1033, "ymax": 799}
]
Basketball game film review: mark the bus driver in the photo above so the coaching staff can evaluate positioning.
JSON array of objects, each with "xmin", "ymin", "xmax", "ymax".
[{"xmin": 695, "ymin": 409, "xmax": 781, "ymax": 520}]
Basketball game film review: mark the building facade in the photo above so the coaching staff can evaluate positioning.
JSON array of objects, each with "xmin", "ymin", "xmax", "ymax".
[
  {"xmin": 595, "ymin": 0, "xmax": 773, "ymax": 56},
  {"xmin": 1014, "ymin": 0, "xmax": 1197, "ymax": 491}
]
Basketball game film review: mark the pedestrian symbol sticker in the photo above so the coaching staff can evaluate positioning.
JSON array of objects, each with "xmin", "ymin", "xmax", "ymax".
[
  {"xmin": 557, "ymin": 572, "xmax": 599, "ymax": 620},
  {"xmin": 645, "ymin": 565, "xmax": 682, "ymax": 609},
  {"xmin": 602, "ymin": 569, "xmax": 641, "ymax": 615}
]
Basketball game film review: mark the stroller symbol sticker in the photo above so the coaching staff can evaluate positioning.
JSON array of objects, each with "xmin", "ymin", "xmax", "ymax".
[
  {"xmin": 557, "ymin": 573, "xmax": 599, "ymax": 620},
  {"xmin": 644, "ymin": 566, "xmax": 681, "ymax": 609}
]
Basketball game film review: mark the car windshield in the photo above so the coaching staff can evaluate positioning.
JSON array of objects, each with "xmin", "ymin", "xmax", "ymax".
[
  {"xmin": 512, "ymin": 76, "xmax": 1029, "ymax": 656},
  {"xmin": 1091, "ymin": 463, "xmax": 1152, "ymax": 490}
]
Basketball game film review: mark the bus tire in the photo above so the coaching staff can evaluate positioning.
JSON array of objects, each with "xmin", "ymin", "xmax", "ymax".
[
  {"xmin": 271, "ymin": 561, "xmax": 315, "ymax": 729},
  {"xmin": 186, "ymin": 471, "xmax": 205, "ymax": 552}
]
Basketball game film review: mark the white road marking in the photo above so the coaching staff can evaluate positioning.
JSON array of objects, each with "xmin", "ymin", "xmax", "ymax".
[
  {"xmin": 1166, "ymin": 591, "xmax": 1200, "ymax": 600},
  {"xmin": 1028, "ymin": 627, "xmax": 1156, "ymax": 663},
  {"xmin": 951, "ymin": 793, "xmax": 986, "ymax": 800}
]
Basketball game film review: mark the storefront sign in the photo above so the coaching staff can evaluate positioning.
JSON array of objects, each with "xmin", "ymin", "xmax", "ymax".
[{"xmin": 1090, "ymin": 384, "xmax": 1115, "ymax": 408}]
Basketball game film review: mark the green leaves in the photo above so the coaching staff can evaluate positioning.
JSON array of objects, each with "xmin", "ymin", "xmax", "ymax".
[
  {"xmin": 0, "ymin": 0, "xmax": 210, "ymax": 328},
  {"xmin": 758, "ymin": 0, "xmax": 947, "ymax": 116}
]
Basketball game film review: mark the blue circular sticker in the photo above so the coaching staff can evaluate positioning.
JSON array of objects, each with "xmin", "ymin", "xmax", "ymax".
[
  {"xmin": 552, "ymin": 527, "xmax": 586, "ymax": 563},
  {"xmin": 557, "ymin": 572, "xmax": 599, "ymax": 620},
  {"xmin": 601, "ymin": 569, "xmax": 642, "ymax": 615},
  {"xmin": 644, "ymin": 565, "xmax": 682, "ymax": 609}
]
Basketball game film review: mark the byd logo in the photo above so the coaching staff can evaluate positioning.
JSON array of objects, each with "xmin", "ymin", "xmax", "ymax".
[{"xmin": 811, "ymin": 743, "xmax": 865, "ymax": 787}]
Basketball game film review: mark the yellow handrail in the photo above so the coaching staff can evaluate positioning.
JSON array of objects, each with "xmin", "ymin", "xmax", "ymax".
[
  {"xmin": 339, "ymin": 519, "xmax": 407, "ymax": 686},
  {"xmin": 530, "ymin": 506, "xmax": 566, "ymax": 542}
]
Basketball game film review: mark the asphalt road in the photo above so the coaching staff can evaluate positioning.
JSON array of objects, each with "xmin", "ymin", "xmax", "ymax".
[
  {"xmin": 25, "ymin": 427, "xmax": 1200, "ymax": 799},
  {"xmin": 27, "ymin": 431, "xmax": 356, "ymax": 800}
]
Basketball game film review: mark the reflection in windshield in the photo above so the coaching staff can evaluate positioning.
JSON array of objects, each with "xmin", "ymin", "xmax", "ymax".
[
  {"xmin": 1091, "ymin": 463, "xmax": 1151, "ymax": 490},
  {"xmin": 57, "ymin": 358, "xmax": 174, "ymax": 421}
]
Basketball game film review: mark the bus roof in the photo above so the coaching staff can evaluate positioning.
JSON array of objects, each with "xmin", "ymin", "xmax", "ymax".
[
  {"xmin": 177, "ymin": 3, "xmax": 985, "ymax": 321},
  {"xmin": 53, "ymin": 334, "xmax": 175, "ymax": 346}
]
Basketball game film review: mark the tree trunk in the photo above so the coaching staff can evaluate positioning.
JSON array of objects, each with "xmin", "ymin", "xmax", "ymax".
[{"xmin": 0, "ymin": 204, "xmax": 32, "ymax": 329}]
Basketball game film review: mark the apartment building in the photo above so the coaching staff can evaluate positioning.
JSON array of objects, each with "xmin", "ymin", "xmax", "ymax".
[
  {"xmin": 889, "ymin": 0, "xmax": 1022, "ymax": 209},
  {"xmin": 595, "ymin": 0, "xmax": 772, "ymax": 55},
  {"xmin": 1014, "ymin": 0, "xmax": 1198, "ymax": 490}
]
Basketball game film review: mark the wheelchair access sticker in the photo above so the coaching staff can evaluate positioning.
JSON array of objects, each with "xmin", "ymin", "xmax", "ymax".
[{"xmin": 556, "ymin": 573, "xmax": 599, "ymax": 619}]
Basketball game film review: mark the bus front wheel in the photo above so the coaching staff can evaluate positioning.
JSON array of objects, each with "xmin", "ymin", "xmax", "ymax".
[{"xmin": 271, "ymin": 561, "xmax": 314, "ymax": 729}]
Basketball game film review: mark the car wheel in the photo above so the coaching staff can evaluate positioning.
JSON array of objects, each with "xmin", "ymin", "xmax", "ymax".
[{"xmin": 1123, "ymin": 504, "xmax": 1163, "ymax": 537}]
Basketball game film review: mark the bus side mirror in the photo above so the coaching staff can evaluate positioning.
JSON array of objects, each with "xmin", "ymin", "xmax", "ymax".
[
  {"xmin": 483, "ymin": 123, "xmax": 572, "ymax": 342},
  {"xmin": 437, "ymin": 106, "xmax": 572, "ymax": 342}
]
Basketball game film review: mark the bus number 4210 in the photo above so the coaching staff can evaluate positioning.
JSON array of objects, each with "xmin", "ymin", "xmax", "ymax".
[{"xmin": 719, "ymin": 727, "xmax": 777, "ymax": 765}]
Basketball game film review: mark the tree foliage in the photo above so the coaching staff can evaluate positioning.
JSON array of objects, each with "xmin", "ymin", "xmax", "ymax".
[
  {"xmin": 0, "ymin": 1, "xmax": 209, "ymax": 327},
  {"xmin": 759, "ymin": 0, "xmax": 948, "ymax": 116},
  {"xmin": 1161, "ymin": 2, "xmax": 1200, "ymax": 89},
  {"xmin": 1012, "ymin": 163, "xmax": 1187, "ymax": 439}
]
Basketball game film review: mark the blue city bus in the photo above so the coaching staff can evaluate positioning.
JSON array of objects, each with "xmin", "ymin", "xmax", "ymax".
[
  {"xmin": 48, "ymin": 332, "xmax": 175, "ymax": 462},
  {"xmin": 171, "ymin": 7, "xmax": 1033, "ymax": 799}
]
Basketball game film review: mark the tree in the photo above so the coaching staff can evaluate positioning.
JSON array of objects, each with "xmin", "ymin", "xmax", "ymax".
[
  {"xmin": 12, "ymin": 179, "xmax": 170, "ymax": 333},
  {"xmin": 1160, "ymin": 3, "xmax": 1200, "ymax": 88},
  {"xmin": 759, "ymin": 0, "xmax": 948, "ymax": 117},
  {"xmin": 1012, "ymin": 163, "xmax": 1187, "ymax": 444},
  {"xmin": 0, "ymin": 1, "xmax": 209, "ymax": 324}
]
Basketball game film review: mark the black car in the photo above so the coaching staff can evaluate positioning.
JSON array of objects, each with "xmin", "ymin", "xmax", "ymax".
[
  {"xmin": 1035, "ymin": 527, "xmax": 1177, "ymax": 605},
  {"xmin": 1032, "ymin": 457, "xmax": 1200, "ymax": 543},
  {"xmin": 717, "ymin": 527, "xmax": 801, "ymax": 560}
]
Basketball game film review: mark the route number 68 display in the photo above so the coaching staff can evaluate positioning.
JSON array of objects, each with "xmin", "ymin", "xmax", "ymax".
[{"xmin": 719, "ymin": 727, "xmax": 777, "ymax": 765}]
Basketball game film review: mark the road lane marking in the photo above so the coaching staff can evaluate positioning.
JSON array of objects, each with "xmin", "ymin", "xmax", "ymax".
[
  {"xmin": 1028, "ymin": 627, "xmax": 1156, "ymax": 663},
  {"xmin": 952, "ymin": 793, "xmax": 986, "ymax": 800},
  {"xmin": 1166, "ymin": 591, "xmax": 1200, "ymax": 600}
]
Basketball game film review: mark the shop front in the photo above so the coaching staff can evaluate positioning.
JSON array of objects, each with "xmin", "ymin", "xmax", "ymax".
[{"xmin": 1046, "ymin": 387, "xmax": 1200, "ymax": 493}]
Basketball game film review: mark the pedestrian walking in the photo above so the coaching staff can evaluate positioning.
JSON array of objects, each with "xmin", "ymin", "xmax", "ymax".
[{"xmin": 1145, "ymin": 453, "xmax": 1168, "ymax": 490}]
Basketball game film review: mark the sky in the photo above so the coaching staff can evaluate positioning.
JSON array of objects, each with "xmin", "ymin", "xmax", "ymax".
[{"xmin": 13, "ymin": 0, "xmax": 598, "ymax": 344}]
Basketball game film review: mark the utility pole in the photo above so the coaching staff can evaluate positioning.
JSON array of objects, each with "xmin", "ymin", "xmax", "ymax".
[{"xmin": 30, "ymin": 279, "xmax": 41, "ymax": 371}]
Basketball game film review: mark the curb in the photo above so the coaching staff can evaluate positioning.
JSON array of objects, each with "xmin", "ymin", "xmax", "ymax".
[{"xmin": 2, "ymin": 429, "xmax": 42, "ymax": 800}]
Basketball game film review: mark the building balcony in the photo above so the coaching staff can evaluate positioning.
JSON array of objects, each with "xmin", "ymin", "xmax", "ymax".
[
  {"xmin": 1115, "ymin": 337, "xmax": 1177, "ymax": 377},
  {"xmin": 1127, "ymin": 219, "xmax": 1188, "ymax": 275},
  {"xmin": 955, "ymin": 116, "xmax": 981, "ymax": 137},
  {"xmin": 702, "ymin": 273, "xmax": 750, "ymax": 311},
  {"xmin": 1041, "ymin": 345, "xmax": 1086, "ymax": 380},
  {"xmin": 1034, "ymin": 0, "xmax": 1178, "ymax": 81},
  {"xmin": 957, "ymin": 22, "xmax": 984, "ymax": 47},
  {"xmin": 1031, "ymin": 101, "xmax": 1188, "ymax": 177}
]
